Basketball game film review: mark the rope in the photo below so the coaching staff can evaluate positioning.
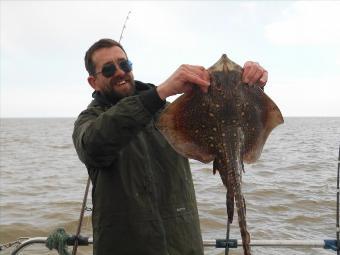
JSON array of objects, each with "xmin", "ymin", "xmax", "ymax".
[
  {"xmin": 45, "ymin": 228, "xmax": 71, "ymax": 255},
  {"xmin": 0, "ymin": 238, "xmax": 28, "ymax": 251}
]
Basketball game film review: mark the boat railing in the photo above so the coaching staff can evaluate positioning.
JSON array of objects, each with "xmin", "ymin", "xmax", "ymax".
[{"xmin": 2, "ymin": 235, "xmax": 338, "ymax": 255}]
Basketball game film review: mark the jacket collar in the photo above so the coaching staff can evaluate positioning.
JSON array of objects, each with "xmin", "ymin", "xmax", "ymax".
[{"xmin": 92, "ymin": 80, "xmax": 154, "ymax": 107}]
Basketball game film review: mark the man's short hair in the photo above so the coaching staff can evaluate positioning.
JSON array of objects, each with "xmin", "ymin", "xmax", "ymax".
[{"xmin": 84, "ymin": 38, "xmax": 126, "ymax": 76}]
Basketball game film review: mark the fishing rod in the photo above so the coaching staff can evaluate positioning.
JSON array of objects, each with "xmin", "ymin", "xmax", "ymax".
[
  {"xmin": 70, "ymin": 11, "xmax": 132, "ymax": 254},
  {"xmin": 119, "ymin": 10, "xmax": 131, "ymax": 43},
  {"xmin": 70, "ymin": 11, "xmax": 131, "ymax": 255},
  {"xmin": 71, "ymin": 177, "xmax": 91, "ymax": 255},
  {"xmin": 225, "ymin": 193, "xmax": 231, "ymax": 255},
  {"xmin": 337, "ymin": 145, "xmax": 340, "ymax": 254}
]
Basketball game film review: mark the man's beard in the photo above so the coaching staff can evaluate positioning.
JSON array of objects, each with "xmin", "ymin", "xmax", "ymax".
[{"xmin": 101, "ymin": 79, "xmax": 136, "ymax": 103}]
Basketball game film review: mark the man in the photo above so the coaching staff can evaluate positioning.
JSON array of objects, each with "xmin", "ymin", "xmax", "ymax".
[{"xmin": 72, "ymin": 38, "xmax": 267, "ymax": 255}]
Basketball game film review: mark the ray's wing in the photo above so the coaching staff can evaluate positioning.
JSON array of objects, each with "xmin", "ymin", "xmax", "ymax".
[
  {"xmin": 156, "ymin": 90, "xmax": 216, "ymax": 163},
  {"xmin": 207, "ymin": 54, "xmax": 284, "ymax": 163},
  {"xmin": 156, "ymin": 54, "xmax": 283, "ymax": 164}
]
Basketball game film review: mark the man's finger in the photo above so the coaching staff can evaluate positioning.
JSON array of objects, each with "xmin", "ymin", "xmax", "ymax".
[
  {"xmin": 259, "ymin": 70, "xmax": 268, "ymax": 86},
  {"xmin": 185, "ymin": 72, "xmax": 210, "ymax": 92},
  {"xmin": 249, "ymin": 68, "xmax": 264, "ymax": 86},
  {"xmin": 183, "ymin": 65, "xmax": 210, "ymax": 82},
  {"xmin": 242, "ymin": 62, "xmax": 258, "ymax": 83}
]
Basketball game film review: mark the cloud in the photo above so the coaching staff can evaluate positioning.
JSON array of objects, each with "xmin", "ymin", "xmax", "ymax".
[
  {"xmin": 267, "ymin": 75, "xmax": 340, "ymax": 117},
  {"xmin": 1, "ymin": 1, "xmax": 339, "ymax": 117},
  {"xmin": 336, "ymin": 54, "xmax": 340, "ymax": 67},
  {"xmin": 0, "ymin": 1, "xmax": 135, "ymax": 55},
  {"xmin": 265, "ymin": 1, "xmax": 340, "ymax": 46}
]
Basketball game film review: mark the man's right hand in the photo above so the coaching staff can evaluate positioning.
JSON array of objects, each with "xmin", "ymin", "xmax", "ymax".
[{"xmin": 156, "ymin": 65, "xmax": 210, "ymax": 100}]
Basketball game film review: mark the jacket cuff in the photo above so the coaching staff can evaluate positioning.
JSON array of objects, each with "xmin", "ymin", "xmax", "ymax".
[{"xmin": 139, "ymin": 87, "xmax": 166, "ymax": 115}]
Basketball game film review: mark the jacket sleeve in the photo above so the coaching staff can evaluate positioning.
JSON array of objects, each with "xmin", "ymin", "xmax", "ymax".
[{"xmin": 72, "ymin": 93, "xmax": 163, "ymax": 168}]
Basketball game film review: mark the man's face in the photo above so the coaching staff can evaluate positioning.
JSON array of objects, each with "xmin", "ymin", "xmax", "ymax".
[{"xmin": 89, "ymin": 46, "xmax": 135, "ymax": 100}]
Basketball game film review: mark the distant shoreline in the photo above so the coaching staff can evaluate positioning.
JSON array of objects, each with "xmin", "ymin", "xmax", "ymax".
[{"xmin": 1, "ymin": 116, "xmax": 340, "ymax": 119}]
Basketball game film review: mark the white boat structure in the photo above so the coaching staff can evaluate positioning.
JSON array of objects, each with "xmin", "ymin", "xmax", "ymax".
[{"xmin": 1, "ymin": 234, "xmax": 338, "ymax": 255}]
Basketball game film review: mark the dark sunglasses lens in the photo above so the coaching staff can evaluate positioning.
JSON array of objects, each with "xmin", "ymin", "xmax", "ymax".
[
  {"xmin": 102, "ymin": 64, "xmax": 116, "ymax": 78},
  {"xmin": 119, "ymin": 60, "xmax": 132, "ymax": 73}
]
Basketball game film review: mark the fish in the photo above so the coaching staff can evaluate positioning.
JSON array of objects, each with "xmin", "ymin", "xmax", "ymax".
[{"xmin": 156, "ymin": 54, "xmax": 284, "ymax": 255}]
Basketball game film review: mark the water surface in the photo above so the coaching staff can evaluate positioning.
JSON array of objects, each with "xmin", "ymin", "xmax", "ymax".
[{"xmin": 0, "ymin": 117, "xmax": 339, "ymax": 254}]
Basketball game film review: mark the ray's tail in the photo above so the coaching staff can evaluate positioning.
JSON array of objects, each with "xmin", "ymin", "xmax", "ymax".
[
  {"xmin": 233, "ymin": 129, "xmax": 251, "ymax": 255},
  {"xmin": 214, "ymin": 128, "xmax": 252, "ymax": 255},
  {"xmin": 216, "ymin": 160, "xmax": 251, "ymax": 255},
  {"xmin": 234, "ymin": 170, "xmax": 251, "ymax": 255}
]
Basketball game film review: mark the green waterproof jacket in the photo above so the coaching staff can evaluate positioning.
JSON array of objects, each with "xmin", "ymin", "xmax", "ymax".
[{"xmin": 73, "ymin": 81, "xmax": 203, "ymax": 255}]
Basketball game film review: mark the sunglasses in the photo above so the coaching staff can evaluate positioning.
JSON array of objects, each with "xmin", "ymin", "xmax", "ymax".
[{"xmin": 94, "ymin": 59, "xmax": 133, "ymax": 78}]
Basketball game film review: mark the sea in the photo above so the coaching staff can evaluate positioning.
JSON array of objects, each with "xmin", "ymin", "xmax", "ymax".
[{"xmin": 0, "ymin": 117, "xmax": 339, "ymax": 255}]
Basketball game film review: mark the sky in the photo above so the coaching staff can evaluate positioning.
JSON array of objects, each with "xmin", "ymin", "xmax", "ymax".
[{"xmin": 1, "ymin": 1, "xmax": 340, "ymax": 117}]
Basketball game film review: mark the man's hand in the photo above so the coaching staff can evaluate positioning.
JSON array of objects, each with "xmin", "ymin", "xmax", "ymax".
[
  {"xmin": 157, "ymin": 65, "xmax": 210, "ymax": 100},
  {"xmin": 242, "ymin": 61, "xmax": 268, "ymax": 88},
  {"xmin": 157, "ymin": 61, "xmax": 268, "ymax": 100}
]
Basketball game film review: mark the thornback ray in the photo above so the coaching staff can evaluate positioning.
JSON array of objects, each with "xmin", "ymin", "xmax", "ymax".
[{"xmin": 156, "ymin": 54, "xmax": 284, "ymax": 255}]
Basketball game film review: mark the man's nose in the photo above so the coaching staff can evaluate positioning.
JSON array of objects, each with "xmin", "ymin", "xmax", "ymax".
[{"xmin": 114, "ymin": 66, "xmax": 125, "ymax": 77}]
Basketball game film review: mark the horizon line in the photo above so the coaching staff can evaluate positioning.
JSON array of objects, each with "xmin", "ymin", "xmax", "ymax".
[{"xmin": 1, "ymin": 116, "xmax": 340, "ymax": 119}]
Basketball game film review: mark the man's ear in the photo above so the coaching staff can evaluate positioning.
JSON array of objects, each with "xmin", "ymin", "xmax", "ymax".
[{"xmin": 88, "ymin": 76, "xmax": 97, "ymax": 90}]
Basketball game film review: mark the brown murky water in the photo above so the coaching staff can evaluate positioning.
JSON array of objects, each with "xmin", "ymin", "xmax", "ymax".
[{"xmin": 0, "ymin": 118, "xmax": 339, "ymax": 255}]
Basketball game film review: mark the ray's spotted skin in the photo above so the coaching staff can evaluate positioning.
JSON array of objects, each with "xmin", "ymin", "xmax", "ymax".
[{"xmin": 156, "ymin": 54, "xmax": 284, "ymax": 255}]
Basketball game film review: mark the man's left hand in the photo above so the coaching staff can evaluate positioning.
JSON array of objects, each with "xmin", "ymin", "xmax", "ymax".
[{"xmin": 242, "ymin": 61, "xmax": 268, "ymax": 88}]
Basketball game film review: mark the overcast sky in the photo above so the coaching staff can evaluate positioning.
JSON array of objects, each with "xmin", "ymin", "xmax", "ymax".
[{"xmin": 1, "ymin": 1, "xmax": 340, "ymax": 117}]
